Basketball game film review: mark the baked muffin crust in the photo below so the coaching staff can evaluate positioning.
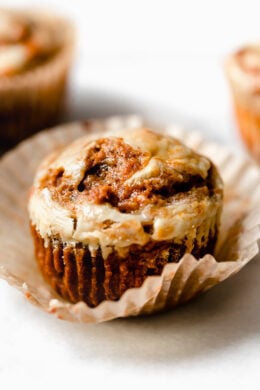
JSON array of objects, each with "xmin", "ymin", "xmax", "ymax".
[{"xmin": 30, "ymin": 128, "xmax": 222, "ymax": 256}]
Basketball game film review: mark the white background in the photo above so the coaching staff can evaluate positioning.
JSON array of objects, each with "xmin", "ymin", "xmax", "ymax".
[{"xmin": 1, "ymin": 1, "xmax": 260, "ymax": 389}]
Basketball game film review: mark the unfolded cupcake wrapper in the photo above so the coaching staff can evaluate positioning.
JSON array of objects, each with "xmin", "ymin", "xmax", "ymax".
[
  {"xmin": 0, "ymin": 10, "xmax": 75, "ymax": 146},
  {"xmin": 0, "ymin": 115, "xmax": 260, "ymax": 323}
]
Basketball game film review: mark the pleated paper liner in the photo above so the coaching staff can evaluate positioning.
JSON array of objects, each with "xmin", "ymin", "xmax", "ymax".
[
  {"xmin": 0, "ymin": 9, "xmax": 75, "ymax": 147},
  {"xmin": 0, "ymin": 115, "xmax": 260, "ymax": 323}
]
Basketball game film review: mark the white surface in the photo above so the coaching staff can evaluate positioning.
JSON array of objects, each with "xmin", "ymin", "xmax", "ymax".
[{"xmin": 1, "ymin": 0, "xmax": 260, "ymax": 389}]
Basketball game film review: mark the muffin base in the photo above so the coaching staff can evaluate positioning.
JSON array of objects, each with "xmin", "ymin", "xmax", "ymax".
[{"xmin": 31, "ymin": 224, "xmax": 217, "ymax": 307}]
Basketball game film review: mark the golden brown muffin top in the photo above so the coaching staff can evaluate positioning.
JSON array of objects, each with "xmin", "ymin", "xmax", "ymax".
[
  {"xmin": 29, "ymin": 128, "xmax": 223, "ymax": 257},
  {"xmin": 38, "ymin": 128, "xmax": 218, "ymax": 211}
]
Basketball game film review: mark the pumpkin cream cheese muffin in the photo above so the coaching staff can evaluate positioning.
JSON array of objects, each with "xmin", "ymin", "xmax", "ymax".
[
  {"xmin": 29, "ymin": 128, "xmax": 223, "ymax": 307},
  {"xmin": 0, "ymin": 9, "xmax": 74, "ymax": 146}
]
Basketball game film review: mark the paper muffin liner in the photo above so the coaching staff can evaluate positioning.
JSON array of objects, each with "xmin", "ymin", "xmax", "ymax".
[
  {"xmin": 0, "ymin": 115, "xmax": 260, "ymax": 323},
  {"xmin": 30, "ymin": 220, "xmax": 218, "ymax": 308},
  {"xmin": 0, "ymin": 9, "xmax": 75, "ymax": 147}
]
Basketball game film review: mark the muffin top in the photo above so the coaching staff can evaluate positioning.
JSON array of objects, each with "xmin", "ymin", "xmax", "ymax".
[
  {"xmin": 0, "ymin": 9, "xmax": 62, "ymax": 76},
  {"xmin": 29, "ymin": 128, "xmax": 223, "ymax": 257},
  {"xmin": 226, "ymin": 44, "xmax": 260, "ymax": 106}
]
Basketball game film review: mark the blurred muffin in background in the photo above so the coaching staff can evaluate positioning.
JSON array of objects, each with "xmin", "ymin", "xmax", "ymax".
[
  {"xmin": 226, "ymin": 44, "xmax": 260, "ymax": 162},
  {"xmin": 0, "ymin": 8, "xmax": 74, "ymax": 148}
]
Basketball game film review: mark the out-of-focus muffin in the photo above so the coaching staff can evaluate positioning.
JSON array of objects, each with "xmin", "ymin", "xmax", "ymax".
[
  {"xmin": 0, "ymin": 8, "xmax": 74, "ymax": 147},
  {"xmin": 28, "ymin": 127, "xmax": 223, "ymax": 307},
  {"xmin": 226, "ymin": 44, "xmax": 260, "ymax": 162}
]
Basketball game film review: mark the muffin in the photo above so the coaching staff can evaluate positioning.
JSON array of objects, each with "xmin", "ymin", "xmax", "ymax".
[
  {"xmin": 0, "ymin": 8, "xmax": 74, "ymax": 147},
  {"xmin": 28, "ymin": 128, "xmax": 223, "ymax": 307},
  {"xmin": 226, "ymin": 44, "xmax": 260, "ymax": 162}
]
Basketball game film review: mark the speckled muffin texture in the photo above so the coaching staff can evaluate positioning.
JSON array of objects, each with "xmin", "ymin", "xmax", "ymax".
[
  {"xmin": 29, "ymin": 128, "xmax": 223, "ymax": 307},
  {"xmin": 226, "ymin": 44, "xmax": 260, "ymax": 162},
  {"xmin": 0, "ymin": 9, "xmax": 74, "ymax": 147}
]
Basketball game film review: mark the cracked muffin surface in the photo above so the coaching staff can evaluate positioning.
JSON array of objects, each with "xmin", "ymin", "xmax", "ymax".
[{"xmin": 29, "ymin": 127, "xmax": 223, "ymax": 306}]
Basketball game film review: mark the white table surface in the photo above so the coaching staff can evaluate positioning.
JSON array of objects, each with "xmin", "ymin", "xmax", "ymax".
[{"xmin": 1, "ymin": 1, "xmax": 260, "ymax": 389}]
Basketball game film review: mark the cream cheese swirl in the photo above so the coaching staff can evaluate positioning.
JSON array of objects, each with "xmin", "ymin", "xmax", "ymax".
[{"xmin": 29, "ymin": 128, "xmax": 223, "ymax": 258}]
